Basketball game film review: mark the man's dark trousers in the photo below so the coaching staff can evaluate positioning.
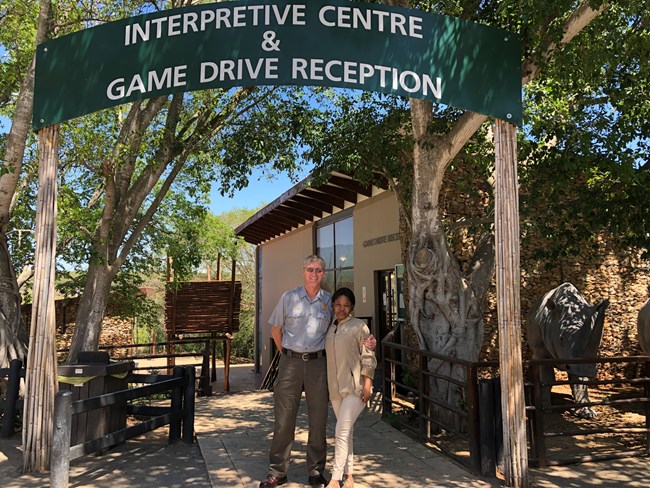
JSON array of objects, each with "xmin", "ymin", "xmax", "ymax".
[{"xmin": 268, "ymin": 353, "xmax": 328, "ymax": 478}]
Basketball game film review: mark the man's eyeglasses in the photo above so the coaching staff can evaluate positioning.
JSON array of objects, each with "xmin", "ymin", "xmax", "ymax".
[{"xmin": 304, "ymin": 267, "xmax": 324, "ymax": 273}]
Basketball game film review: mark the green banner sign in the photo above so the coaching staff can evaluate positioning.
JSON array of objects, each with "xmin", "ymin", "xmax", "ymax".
[{"xmin": 33, "ymin": 0, "xmax": 521, "ymax": 130}]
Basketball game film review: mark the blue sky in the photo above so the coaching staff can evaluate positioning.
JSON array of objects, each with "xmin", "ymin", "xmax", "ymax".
[{"xmin": 208, "ymin": 166, "xmax": 312, "ymax": 215}]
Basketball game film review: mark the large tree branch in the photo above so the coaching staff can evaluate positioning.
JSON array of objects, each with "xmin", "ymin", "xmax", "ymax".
[
  {"xmin": 433, "ymin": 111, "xmax": 488, "ymax": 183},
  {"xmin": 113, "ymin": 96, "xmax": 170, "ymax": 197},
  {"xmin": 110, "ymin": 94, "xmax": 185, "ymax": 245},
  {"xmin": 432, "ymin": 0, "xmax": 609, "ymax": 177},
  {"xmin": 109, "ymin": 87, "xmax": 262, "ymax": 266},
  {"xmin": 522, "ymin": 1, "xmax": 609, "ymax": 84},
  {"xmin": 114, "ymin": 153, "xmax": 189, "ymax": 270},
  {"xmin": 98, "ymin": 95, "xmax": 177, "ymax": 257},
  {"xmin": 110, "ymin": 87, "xmax": 242, "ymax": 249},
  {"xmin": 178, "ymin": 85, "xmax": 264, "ymax": 150},
  {"xmin": 409, "ymin": 0, "xmax": 609, "ymax": 234}
]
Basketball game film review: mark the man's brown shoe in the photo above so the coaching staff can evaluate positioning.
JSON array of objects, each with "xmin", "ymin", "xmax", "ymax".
[{"xmin": 259, "ymin": 475, "xmax": 287, "ymax": 488}]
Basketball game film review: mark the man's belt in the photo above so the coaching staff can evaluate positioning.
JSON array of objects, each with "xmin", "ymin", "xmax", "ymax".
[{"xmin": 282, "ymin": 348, "xmax": 326, "ymax": 361}]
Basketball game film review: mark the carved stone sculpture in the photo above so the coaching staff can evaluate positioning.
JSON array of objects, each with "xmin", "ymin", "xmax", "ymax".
[{"xmin": 526, "ymin": 282, "xmax": 609, "ymax": 419}]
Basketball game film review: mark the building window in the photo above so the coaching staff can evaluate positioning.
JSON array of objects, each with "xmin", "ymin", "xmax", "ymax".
[{"xmin": 316, "ymin": 216, "xmax": 353, "ymax": 292}]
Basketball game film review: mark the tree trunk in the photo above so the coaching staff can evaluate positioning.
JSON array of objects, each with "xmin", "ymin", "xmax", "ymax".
[
  {"xmin": 68, "ymin": 263, "xmax": 115, "ymax": 362},
  {"xmin": 0, "ymin": 236, "xmax": 27, "ymax": 369},
  {"xmin": 406, "ymin": 99, "xmax": 490, "ymax": 430},
  {"xmin": 0, "ymin": 3, "xmax": 47, "ymax": 368}
]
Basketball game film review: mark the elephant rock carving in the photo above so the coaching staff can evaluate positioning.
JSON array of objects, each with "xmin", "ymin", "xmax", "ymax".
[{"xmin": 526, "ymin": 282, "xmax": 608, "ymax": 419}]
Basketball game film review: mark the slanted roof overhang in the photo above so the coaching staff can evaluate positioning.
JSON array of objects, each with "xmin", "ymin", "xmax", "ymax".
[{"xmin": 235, "ymin": 172, "xmax": 388, "ymax": 245}]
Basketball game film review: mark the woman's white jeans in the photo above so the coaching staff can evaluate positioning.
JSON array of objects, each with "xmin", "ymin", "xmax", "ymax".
[{"xmin": 330, "ymin": 395, "xmax": 366, "ymax": 481}]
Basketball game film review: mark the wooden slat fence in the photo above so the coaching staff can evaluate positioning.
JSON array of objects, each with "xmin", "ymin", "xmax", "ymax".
[{"xmin": 165, "ymin": 280, "xmax": 241, "ymax": 335}]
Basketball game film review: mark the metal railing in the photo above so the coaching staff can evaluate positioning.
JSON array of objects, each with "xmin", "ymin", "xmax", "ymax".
[
  {"xmin": 381, "ymin": 331, "xmax": 650, "ymax": 476},
  {"xmin": 0, "ymin": 358, "xmax": 24, "ymax": 438},
  {"xmin": 381, "ymin": 331, "xmax": 491, "ymax": 473},
  {"xmin": 527, "ymin": 356, "xmax": 650, "ymax": 467}
]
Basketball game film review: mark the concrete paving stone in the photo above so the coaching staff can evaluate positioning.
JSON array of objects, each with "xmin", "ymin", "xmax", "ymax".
[{"xmin": 2, "ymin": 430, "xmax": 211, "ymax": 488}]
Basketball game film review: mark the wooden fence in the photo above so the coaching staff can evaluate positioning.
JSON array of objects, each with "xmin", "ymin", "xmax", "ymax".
[
  {"xmin": 95, "ymin": 338, "xmax": 214, "ymax": 395},
  {"xmin": 51, "ymin": 365, "xmax": 195, "ymax": 488}
]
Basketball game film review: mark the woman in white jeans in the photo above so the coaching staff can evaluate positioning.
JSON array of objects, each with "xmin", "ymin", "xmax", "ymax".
[{"xmin": 325, "ymin": 287, "xmax": 377, "ymax": 488}]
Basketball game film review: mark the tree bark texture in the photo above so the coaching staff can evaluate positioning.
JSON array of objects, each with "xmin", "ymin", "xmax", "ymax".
[
  {"xmin": 0, "ymin": 235, "xmax": 27, "ymax": 369},
  {"xmin": 407, "ymin": 99, "xmax": 491, "ymax": 429},
  {"xmin": 23, "ymin": 124, "xmax": 58, "ymax": 473},
  {"xmin": 68, "ymin": 263, "xmax": 116, "ymax": 361}
]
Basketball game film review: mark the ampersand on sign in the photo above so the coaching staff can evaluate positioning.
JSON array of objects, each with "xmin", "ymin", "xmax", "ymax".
[{"xmin": 261, "ymin": 31, "xmax": 281, "ymax": 52}]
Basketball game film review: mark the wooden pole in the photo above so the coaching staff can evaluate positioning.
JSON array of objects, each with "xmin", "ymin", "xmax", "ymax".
[
  {"xmin": 223, "ymin": 259, "xmax": 237, "ymax": 392},
  {"xmin": 23, "ymin": 124, "xmax": 59, "ymax": 472},
  {"xmin": 50, "ymin": 390, "xmax": 72, "ymax": 487},
  {"xmin": 494, "ymin": 119, "xmax": 528, "ymax": 487},
  {"xmin": 166, "ymin": 255, "xmax": 173, "ymax": 282}
]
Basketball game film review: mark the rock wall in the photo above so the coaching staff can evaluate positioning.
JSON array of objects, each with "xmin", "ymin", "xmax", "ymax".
[
  {"xmin": 440, "ymin": 157, "xmax": 649, "ymax": 377},
  {"xmin": 21, "ymin": 297, "xmax": 134, "ymax": 358},
  {"xmin": 481, "ymin": 238, "xmax": 648, "ymax": 377}
]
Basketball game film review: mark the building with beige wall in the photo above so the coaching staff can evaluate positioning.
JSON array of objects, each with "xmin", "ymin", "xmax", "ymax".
[{"xmin": 236, "ymin": 173, "xmax": 402, "ymax": 376}]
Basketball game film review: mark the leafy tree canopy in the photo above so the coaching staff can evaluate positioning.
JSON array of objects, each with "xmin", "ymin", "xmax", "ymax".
[{"xmin": 307, "ymin": 0, "xmax": 649, "ymax": 260}]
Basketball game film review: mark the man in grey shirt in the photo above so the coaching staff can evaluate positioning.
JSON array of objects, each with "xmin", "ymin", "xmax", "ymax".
[{"xmin": 260, "ymin": 255, "xmax": 374, "ymax": 488}]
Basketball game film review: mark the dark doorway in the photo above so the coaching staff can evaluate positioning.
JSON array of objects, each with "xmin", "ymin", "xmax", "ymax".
[
  {"xmin": 375, "ymin": 269, "xmax": 397, "ymax": 360},
  {"xmin": 376, "ymin": 267, "xmax": 406, "ymax": 392}
]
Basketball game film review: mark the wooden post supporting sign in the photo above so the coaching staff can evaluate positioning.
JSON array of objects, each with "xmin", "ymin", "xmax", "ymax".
[
  {"xmin": 494, "ymin": 119, "xmax": 528, "ymax": 487},
  {"xmin": 23, "ymin": 124, "xmax": 59, "ymax": 472}
]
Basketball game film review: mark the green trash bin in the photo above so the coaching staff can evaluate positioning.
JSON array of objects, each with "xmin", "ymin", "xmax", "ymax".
[{"xmin": 58, "ymin": 352, "xmax": 134, "ymax": 446}]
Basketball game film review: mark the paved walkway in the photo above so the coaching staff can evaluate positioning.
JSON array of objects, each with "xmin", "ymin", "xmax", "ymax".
[
  {"xmin": 196, "ymin": 389, "xmax": 498, "ymax": 488},
  {"xmin": 2, "ymin": 363, "xmax": 649, "ymax": 487},
  {"xmin": 194, "ymin": 388, "xmax": 650, "ymax": 488}
]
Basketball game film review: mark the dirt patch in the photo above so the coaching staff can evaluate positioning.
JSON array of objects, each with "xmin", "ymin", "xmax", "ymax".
[{"xmin": 539, "ymin": 384, "xmax": 647, "ymax": 463}]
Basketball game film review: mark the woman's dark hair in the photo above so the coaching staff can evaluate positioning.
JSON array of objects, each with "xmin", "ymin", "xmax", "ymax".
[{"xmin": 332, "ymin": 287, "xmax": 355, "ymax": 309}]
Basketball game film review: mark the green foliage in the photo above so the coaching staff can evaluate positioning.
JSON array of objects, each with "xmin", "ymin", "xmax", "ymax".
[
  {"xmin": 231, "ymin": 316, "xmax": 254, "ymax": 359},
  {"xmin": 0, "ymin": 0, "xmax": 38, "ymax": 115},
  {"xmin": 307, "ymin": 91, "xmax": 412, "ymax": 189},
  {"xmin": 211, "ymin": 319, "xmax": 254, "ymax": 360},
  {"xmin": 214, "ymin": 86, "xmax": 334, "ymax": 198},
  {"xmin": 307, "ymin": 1, "xmax": 650, "ymax": 264},
  {"xmin": 165, "ymin": 211, "xmax": 246, "ymax": 281},
  {"xmin": 519, "ymin": 0, "xmax": 650, "ymax": 259}
]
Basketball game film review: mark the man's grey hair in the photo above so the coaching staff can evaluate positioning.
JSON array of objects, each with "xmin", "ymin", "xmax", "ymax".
[{"xmin": 303, "ymin": 255, "xmax": 325, "ymax": 269}]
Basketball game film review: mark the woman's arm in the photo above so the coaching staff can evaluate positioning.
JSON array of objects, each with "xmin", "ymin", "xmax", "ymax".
[
  {"xmin": 360, "ymin": 324, "xmax": 377, "ymax": 388},
  {"xmin": 361, "ymin": 375, "xmax": 372, "ymax": 403}
]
